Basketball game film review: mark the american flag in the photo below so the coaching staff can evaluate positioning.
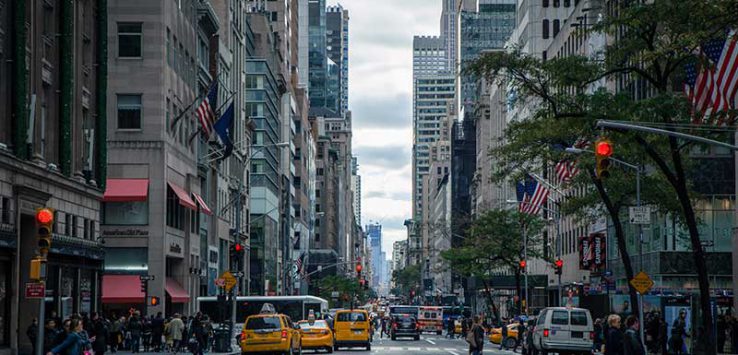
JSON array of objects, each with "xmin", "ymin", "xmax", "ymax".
[
  {"xmin": 684, "ymin": 32, "xmax": 738, "ymax": 123},
  {"xmin": 295, "ymin": 254, "xmax": 304, "ymax": 275},
  {"xmin": 196, "ymin": 84, "xmax": 218, "ymax": 138},
  {"xmin": 555, "ymin": 160, "xmax": 579, "ymax": 184},
  {"xmin": 518, "ymin": 176, "xmax": 550, "ymax": 215},
  {"xmin": 516, "ymin": 182, "xmax": 529, "ymax": 213}
]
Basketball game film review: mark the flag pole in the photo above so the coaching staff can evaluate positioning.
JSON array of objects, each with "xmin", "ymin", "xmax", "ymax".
[{"xmin": 170, "ymin": 68, "xmax": 227, "ymax": 132}]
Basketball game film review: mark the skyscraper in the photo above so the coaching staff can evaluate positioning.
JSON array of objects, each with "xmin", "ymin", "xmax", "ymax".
[
  {"xmin": 309, "ymin": 0, "xmax": 329, "ymax": 111},
  {"xmin": 412, "ymin": 36, "xmax": 453, "ymax": 219},
  {"xmin": 366, "ymin": 223, "xmax": 382, "ymax": 288},
  {"xmin": 327, "ymin": 5, "xmax": 350, "ymax": 117}
]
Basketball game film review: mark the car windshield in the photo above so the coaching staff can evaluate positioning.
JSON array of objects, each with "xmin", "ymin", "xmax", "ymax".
[
  {"xmin": 337, "ymin": 312, "xmax": 366, "ymax": 322},
  {"xmin": 299, "ymin": 320, "xmax": 328, "ymax": 329},
  {"xmin": 245, "ymin": 316, "xmax": 282, "ymax": 330}
]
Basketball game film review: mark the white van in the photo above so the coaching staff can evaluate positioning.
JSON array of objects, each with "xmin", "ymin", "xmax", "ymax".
[{"xmin": 532, "ymin": 307, "xmax": 594, "ymax": 355}]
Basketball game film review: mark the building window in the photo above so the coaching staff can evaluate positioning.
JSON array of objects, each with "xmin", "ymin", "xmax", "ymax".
[
  {"xmin": 117, "ymin": 94, "xmax": 142, "ymax": 129},
  {"xmin": 118, "ymin": 23, "xmax": 142, "ymax": 58},
  {"xmin": 564, "ymin": 0, "xmax": 571, "ymax": 6},
  {"xmin": 553, "ymin": 19, "xmax": 560, "ymax": 37},
  {"xmin": 542, "ymin": 19, "xmax": 550, "ymax": 39},
  {"xmin": 553, "ymin": 0, "xmax": 560, "ymax": 7},
  {"xmin": 104, "ymin": 202, "xmax": 148, "ymax": 225},
  {"xmin": 166, "ymin": 187, "xmax": 186, "ymax": 230},
  {"xmin": 542, "ymin": 0, "xmax": 549, "ymax": 7}
]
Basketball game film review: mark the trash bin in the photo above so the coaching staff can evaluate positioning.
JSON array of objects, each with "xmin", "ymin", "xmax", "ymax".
[{"xmin": 213, "ymin": 328, "xmax": 232, "ymax": 353}]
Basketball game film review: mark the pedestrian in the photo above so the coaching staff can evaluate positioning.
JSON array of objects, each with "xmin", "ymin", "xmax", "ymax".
[
  {"xmin": 380, "ymin": 316, "xmax": 387, "ymax": 339},
  {"xmin": 594, "ymin": 318, "xmax": 605, "ymax": 353},
  {"xmin": 167, "ymin": 314, "xmax": 185, "ymax": 355},
  {"xmin": 47, "ymin": 318, "xmax": 91, "ymax": 355},
  {"xmin": 91, "ymin": 312, "xmax": 109, "ymax": 355},
  {"xmin": 127, "ymin": 311, "xmax": 143, "ymax": 353},
  {"xmin": 513, "ymin": 320, "xmax": 526, "ymax": 352},
  {"xmin": 668, "ymin": 309, "xmax": 688, "ymax": 354},
  {"xmin": 447, "ymin": 318, "xmax": 455, "ymax": 339},
  {"xmin": 152, "ymin": 312, "xmax": 165, "ymax": 352},
  {"xmin": 605, "ymin": 314, "xmax": 624, "ymax": 355},
  {"xmin": 717, "ymin": 315, "xmax": 727, "ymax": 354},
  {"xmin": 27, "ymin": 318, "xmax": 39, "ymax": 354},
  {"xmin": 43, "ymin": 319, "xmax": 59, "ymax": 354},
  {"xmin": 499, "ymin": 319, "xmax": 509, "ymax": 350},
  {"xmin": 460, "ymin": 316, "xmax": 468, "ymax": 340},
  {"xmin": 624, "ymin": 316, "xmax": 645, "ymax": 355},
  {"xmin": 53, "ymin": 320, "xmax": 72, "ymax": 349},
  {"xmin": 467, "ymin": 315, "xmax": 485, "ymax": 355},
  {"xmin": 731, "ymin": 316, "xmax": 738, "ymax": 355}
]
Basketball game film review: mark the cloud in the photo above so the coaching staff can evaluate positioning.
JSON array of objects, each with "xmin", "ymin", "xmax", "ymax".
[
  {"xmin": 354, "ymin": 145, "xmax": 410, "ymax": 169},
  {"xmin": 351, "ymin": 93, "xmax": 411, "ymax": 128}
]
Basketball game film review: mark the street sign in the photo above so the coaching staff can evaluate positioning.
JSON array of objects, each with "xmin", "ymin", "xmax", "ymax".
[
  {"xmin": 215, "ymin": 278, "xmax": 226, "ymax": 287},
  {"xmin": 220, "ymin": 271, "xmax": 237, "ymax": 292},
  {"xmin": 331, "ymin": 291, "xmax": 340, "ymax": 298},
  {"xmin": 25, "ymin": 282, "xmax": 45, "ymax": 299},
  {"xmin": 629, "ymin": 271, "xmax": 654, "ymax": 294},
  {"xmin": 139, "ymin": 275, "xmax": 155, "ymax": 281},
  {"xmin": 233, "ymin": 271, "xmax": 245, "ymax": 278},
  {"xmin": 628, "ymin": 206, "xmax": 651, "ymax": 225}
]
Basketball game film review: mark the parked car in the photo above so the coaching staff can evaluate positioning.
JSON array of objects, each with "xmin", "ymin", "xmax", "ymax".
[
  {"xmin": 531, "ymin": 307, "xmax": 594, "ymax": 355},
  {"xmin": 391, "ymin": 314, "xmax": 420, "ymax": 341}
]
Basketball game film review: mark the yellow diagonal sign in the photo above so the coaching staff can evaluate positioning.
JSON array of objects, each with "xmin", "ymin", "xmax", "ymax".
[
  {"xmin": 221, "ymin": 271, "xmax": 237, "ymax": 292},
  {"xmin": 629, "ymin": 271, "xmax": 654, "ymax": 294}
]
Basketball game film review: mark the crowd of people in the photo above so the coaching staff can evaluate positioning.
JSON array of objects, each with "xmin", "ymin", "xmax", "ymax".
[{"xmin": 26, "ymin": 311, "xmax": 218, "ymax": 355}]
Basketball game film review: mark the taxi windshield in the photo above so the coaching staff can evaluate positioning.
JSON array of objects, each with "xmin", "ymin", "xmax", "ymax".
[
  {"xmin": 245, "ymin": 316, "xmax": 282, "ymax": 330},
  {"xmin": 299, "ymin": 320, "xmax": 328, "ymax": 329}
]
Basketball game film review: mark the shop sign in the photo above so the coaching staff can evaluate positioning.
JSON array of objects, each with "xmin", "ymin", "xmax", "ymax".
[
  {"xmin": 102, "ymin": 229, "xmax": 149, "ymax": 237},
  {"xmin": 169, "ymin": 243, "xmax": 182, "ymax": 254},
  {"xmin": 166, "ymin": 234, "xmax": 185, "ymax": 257}
]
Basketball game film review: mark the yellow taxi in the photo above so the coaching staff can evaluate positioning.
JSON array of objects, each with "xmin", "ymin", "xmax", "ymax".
[
  {"xmin": 240, "ymin": 303, "xmax": 302, "ymax": 354},
  {"xmin": 455, "ymin": 319, "xmax": 462, "ymax": 334},
  {"xmin": 333, "ymin": 309, "xmax": 371, "ymax": 351},
  {"xmin": 297, "ymin": 319, "xmax": 334, "ymax": 353},
  {"xmin": 489, "ymin": 323, "xmax": 519, "ymax": 347}
]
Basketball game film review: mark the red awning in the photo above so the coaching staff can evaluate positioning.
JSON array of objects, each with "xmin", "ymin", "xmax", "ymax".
[
  {"xmin": 167, "ymin": 182, "xmax": 197, "ymax": 210},
  {"xmin": 192, "ymin": 193, "xmax": 213, "ymax": 215},
  {"xmin": 103, "ymin": 179, "xmax": 149, "ymax": 202},
  {"xmin": 166, "ymin": 278, "xmax": 190, "ymax": 303},
  {"xmin": 102, "ymin": 275, "xmax": 145, "ymax": 304}
]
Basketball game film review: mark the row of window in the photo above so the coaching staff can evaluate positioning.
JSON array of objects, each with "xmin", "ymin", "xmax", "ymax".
[
  {"xmin": 542, "ymin": 19, "xmax": 562, "ymax": 40},
  {"xmin": 542, "ymin": 0, "xmax": 579, "ymax": 8}
]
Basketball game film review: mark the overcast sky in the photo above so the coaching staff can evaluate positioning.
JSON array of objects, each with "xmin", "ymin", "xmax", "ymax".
[{"xmin": 328, "ymin": 0, "xmax": 443, "ymax": 260}]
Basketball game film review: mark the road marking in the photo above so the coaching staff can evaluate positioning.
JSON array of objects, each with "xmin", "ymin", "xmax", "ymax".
[
  {"xmin": 427, "ymin": 347, "xmax": 440, "ymax": 351},
  {"xmin": 448, "ymin": 351, "xmax": 460, "ymax": 355},
  {"xmin": 408, "ymin": 347, "xmax": 422, "ymax": 351},
  {"xmin": 426, "ymin": 338, "xmax": 436, "ymax": 345},
  {"xmin": 389, "ymin": 346, "xmax": 402, "ymax": 351}
]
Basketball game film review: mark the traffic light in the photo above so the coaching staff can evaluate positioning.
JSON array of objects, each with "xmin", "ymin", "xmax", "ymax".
[
  {"xmin": 36, "ymin": 208, "xmax": 54, "ymax": 257},
  {"xmin": 554, "ymin": 259, "xmax": 563, "ymax": 275},
  {"xmin": 148, "ymin": 296, "xmax": 160, "ymax": 306},
  {"xmin": 140, "ymin": 279, "xmax": 148, "ymax": 293},
  {"xmin": 355, "ymin": 263, "xmax": 362, "ymax": 279},
  {"xmin": 519, "ymin": 259, "xmax": 527, "ymax": 272},
  {"xmin": 595, "ymin": 138, "xmax": 613, "ymax": 179}
]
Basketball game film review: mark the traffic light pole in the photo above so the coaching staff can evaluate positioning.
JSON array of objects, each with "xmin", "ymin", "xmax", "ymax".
[
  {"xmin": 522, "ymin": 224, "xmax": 528, "ymax": 316},
  {"xmin": 35, "ymin": 272, "xmax": 45, "ymax": 355}
]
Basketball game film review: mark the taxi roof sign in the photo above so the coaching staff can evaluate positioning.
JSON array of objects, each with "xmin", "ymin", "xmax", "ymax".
[{"xmin": 260, "ymin": 303, "xmax": 276, "ymax": 314}]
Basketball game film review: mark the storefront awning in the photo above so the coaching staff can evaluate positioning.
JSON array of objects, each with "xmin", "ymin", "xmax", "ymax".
[
  {"xmin": 166, "ymin": 277, "xmax": 190, "ymax": 303},
  {"xmin": 103, "ymin": 179, "xmax": 149, "ymax": 202},
  {"xmin": 192, "ymin": 193, "xmax": 213, "ymax": 215},
  {"xmin": 167, "ymin": 182, "xmax": 197, "ymax": 210},
  {"xmin": 102, "ymin": 275, "xmax": 145, "ymax": 304}
]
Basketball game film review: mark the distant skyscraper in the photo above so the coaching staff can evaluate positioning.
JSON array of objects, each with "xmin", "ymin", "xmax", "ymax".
[
  {"xmin": 366, "ymin": 223, "xmax": 382, "ymax": 287},
  {"xmin": 327, "ymin": 5, "xmax": 349, "ymax": 117},
  {"xmin": 309, "ymin": 0, "xmax": 329, "ymax": 111},
  {"xmin": 351, "ymin": 157, "xmax": 361, "ymax": 225},
  {"xmin": 441, "ymin": 0, "xmax": 458, "ymax": 69}
]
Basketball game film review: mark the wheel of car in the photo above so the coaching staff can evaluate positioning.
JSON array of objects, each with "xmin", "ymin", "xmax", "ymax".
[
  {"xmin": 333, "ymin": 344, "xmax": 339, "ymax": 351},
  {"xmin": 414, "ymin": 335, "xmax": 420, "ymax": 341},
  {"xmin": 366, "ymin": 343, "xmax": 371, "ymax": 351},
  {"xmin": 326, "ymin": 345, "xmax": 334, "ymax": 353},
  {"xmin": 505, "ymin": 337, "xmax": 517, "ymax": 349},
  {"xmin": 436, "ymin": 330, "xmax": 442, "ymax": 335}
]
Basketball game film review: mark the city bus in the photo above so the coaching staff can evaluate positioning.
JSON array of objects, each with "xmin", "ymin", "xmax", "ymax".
[
  {"xmin": 388, "ymin": 305, "xmax": 419, "ymax": 318},
  {"xmin": 417, "ymin": 306, "xmax": 443, "ymax": 334},
  {"xmin": 196, "ymin": 295, "xmax": 329, "ymax": 323},
  {"xmin": 442, "ymin": 305, "xmax": 471, "ymax": 328}
]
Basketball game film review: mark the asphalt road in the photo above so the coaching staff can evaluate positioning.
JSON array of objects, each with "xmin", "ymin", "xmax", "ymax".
[{"xmin": 324, "ymin": 330, "xmax": 520, "ymax": 355}]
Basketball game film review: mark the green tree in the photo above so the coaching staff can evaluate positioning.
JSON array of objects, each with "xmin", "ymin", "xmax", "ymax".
[
  {"xmin": 441, "ymin": 209, "xmax": 544, "ymax": 319},
  {"xmin": 315, "ymin": 275, "xmax": 368, "ymax": 308},
  {"xmin": 391, "ymin": 264, "xmax": 421, "ymax": 298},
  {"xmin": 467, "ymin": 2, "xmax": 738, "ymax": 351}
]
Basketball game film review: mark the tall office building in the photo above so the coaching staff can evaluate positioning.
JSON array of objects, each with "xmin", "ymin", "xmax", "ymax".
[
  {"xmin": 412, "ymin": 36, "xmax": 452, "ymax": 219},
  {"xmin": 308, "ymin": 0, "xmax": 330, "ymax": 112},
  {"xmin": 351, "ymin": 157, "xmax": 362, "ymax": 225},
  {"xmin": 327, "ymin": 5, "xmax": 350, "ymax": 117},
  {"xmin": 366, "ymin": 223, "xmax": 382, "ymax": 288},
  {"xmin": 459, "ymin": 0, "xmax": 517, "ymax": 108}
]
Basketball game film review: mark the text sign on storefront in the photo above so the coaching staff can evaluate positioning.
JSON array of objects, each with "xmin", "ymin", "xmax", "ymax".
[{"xmin": 25, "ymin": 282, "xmax": 46, "ymax": 299}]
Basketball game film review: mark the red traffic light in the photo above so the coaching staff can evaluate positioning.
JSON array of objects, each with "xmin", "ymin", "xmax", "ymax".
[
  {"xmin": 555, "ymin": 259, "xmax": 563, "ymax": 268},
  {"xmin": 355, "ymin": 263, "xmax": 363, "ymax": 273},
  {"xmin": 234, "ymin": 243, "xmax": 243, "ymax": 252},
  {"xmin": 519, "ymin": 260, "xmax": 527, "ymax": 269},
  {"xmin": 36, "ymin": 208, "xmax": 54, "ymax": 224},
  {"xmin": 595, "ymin": 140, "xmax": 613, "ymax": 157},
  {"xmin": 149, "ymin": 296, "xmax": 160, "ymax": 306}
]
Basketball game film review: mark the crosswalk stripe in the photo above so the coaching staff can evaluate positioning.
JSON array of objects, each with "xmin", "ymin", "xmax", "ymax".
[{"xmin": 408, "ymin": 347, "xmax": 422, "ymax": 351}]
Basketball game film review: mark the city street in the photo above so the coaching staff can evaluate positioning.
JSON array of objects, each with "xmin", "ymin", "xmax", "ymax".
[{"xmin": 329, "ymin": 332, "xmax": 516, "ymax": 355}]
